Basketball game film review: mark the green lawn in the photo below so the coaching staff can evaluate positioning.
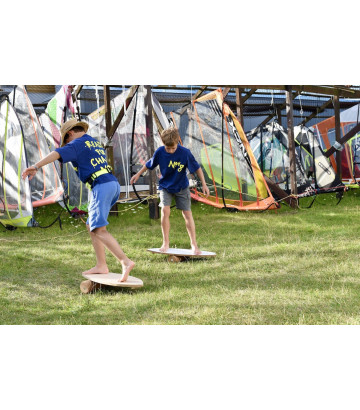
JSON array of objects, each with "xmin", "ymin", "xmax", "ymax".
[{"xmin": 1, "ymin": 190, "xmax": 360, "ymax": 325}]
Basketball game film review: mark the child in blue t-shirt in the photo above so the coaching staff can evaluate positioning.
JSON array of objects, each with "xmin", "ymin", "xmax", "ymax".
[
  {"xmin": 130, "ymin": 127, "xmax": 210, "ymax": 254},
  {"xmin": 22, "ymin": 118, "xmax": 135, "ymax": 282}
]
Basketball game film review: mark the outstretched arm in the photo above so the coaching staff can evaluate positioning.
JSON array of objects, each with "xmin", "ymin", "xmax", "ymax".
[
  {"xmin": 195, "ymin": 167, "xmax": 210, "ymax": 197},
  {"xmin": 22, "ymin": 151, "xmax": 61, "ymax": 181},
  {"xmin": 130, "ymin": 164, "xmax": 148, "ymax": 185}
]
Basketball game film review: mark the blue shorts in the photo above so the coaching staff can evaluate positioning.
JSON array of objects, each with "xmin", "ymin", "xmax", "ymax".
[{"xmin": 87, "ymin": 181, "xmax": 120, "ymax": 231}]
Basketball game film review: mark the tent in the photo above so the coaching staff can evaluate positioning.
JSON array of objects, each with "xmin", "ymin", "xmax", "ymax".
[
  {"xmin": 0, "ymin": 95, "xmax": 34, "ymax": 228},
  {"xmin": 38, "ymin": 85, "xmax": 89, "ymax": 211},
  {"xmin": 170, "ymin": 89, "xmax": 277, "ymax": 211},
  {"xmin": 313, "ymin": 103, "xmax": 360, "ymax": 186},
  {"xmin": 87, "ymin": 86, "xmax": 170, "ymax": 199}
]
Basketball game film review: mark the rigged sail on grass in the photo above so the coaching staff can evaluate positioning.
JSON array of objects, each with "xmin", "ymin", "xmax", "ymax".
[
  {"xmin": 246, "ymin": 121, "xmax": 344, "ymax": 197},
  {"xmin": 247, "ymin": 121, "xmax": 312, "ymax": 195},
  {"xmin": 170, "ymin": 89, "xmax": 277, "ymax": 210},
  {"xmin": 294, "ymin": 125, "xmax": 344, "ymax": 194},
  {"xmin": 9, "ymin": 86, "xmax": 63, "ymax": 207},
  {"xmin": 88, "ymin": 86, "xmax": 169, "ymax": 197},
  {"xmin": 313, "ymin": 104, "xmax": 360, "ymax": 186},
  {"xmin": 0, "ymin": 95, "xmax": 34, "ymax": 228},
  {"xmin": 38, "ymin": 85, "xmax": 88, "ymax": 211}
]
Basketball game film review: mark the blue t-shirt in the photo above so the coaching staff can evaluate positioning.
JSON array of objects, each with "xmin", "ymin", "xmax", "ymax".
[
  {"xmin": 55, "ymin": 134, "xmax": 117, "ymax": 187},
  {"xmin": 146, "ymin": 145, "xmax": 200, "ymax": 193}
]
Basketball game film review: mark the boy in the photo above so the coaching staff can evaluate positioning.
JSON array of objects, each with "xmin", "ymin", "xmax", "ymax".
[
  {"xmin": 22, "ymin": 118, "xmax": 135, "ymax": 282},
  {"xmin": 130, "ymin": 127, "xmax": 209, "ymax": 254}
]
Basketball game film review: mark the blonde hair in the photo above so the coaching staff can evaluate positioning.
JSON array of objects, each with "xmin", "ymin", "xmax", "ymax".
[{"xmin": 160, "ymin": 127, "xmax": 180, "ymax": 146}]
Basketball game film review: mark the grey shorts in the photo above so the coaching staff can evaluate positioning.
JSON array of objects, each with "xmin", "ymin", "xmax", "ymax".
[{"xmin": 159, "ymin": 187, "xmax": 191, "ymax": 211}]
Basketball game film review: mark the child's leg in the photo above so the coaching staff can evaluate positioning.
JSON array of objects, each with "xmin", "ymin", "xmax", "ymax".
[
  {"xmin": 182, "ymin": 210, "xmax": 201, "ymax": 254},
  {"xmin": 160, "ymin": 206, "xmax": 171, "ymax": 252},
  {"xmin": 82, "ymin": 224, "xmax": 109, "ymax": 275},
  {"xmin": 84, "ymin": 181, "xmax": 134, "ymax": 281},
  {"xmin": 90, "ymin": 226, "xmax": 135, "ymax": 282}
]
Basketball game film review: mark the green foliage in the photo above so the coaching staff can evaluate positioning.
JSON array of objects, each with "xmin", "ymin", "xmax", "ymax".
[{"xmin": 1, "ymin": 189, "xmax": 360, "ymax": 325}]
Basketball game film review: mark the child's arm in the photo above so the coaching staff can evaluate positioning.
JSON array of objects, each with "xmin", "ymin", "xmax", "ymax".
[
  {"xmin": 22, "ymin": 151, "xmax": 61, "ymax": 181},
  {"xmin": 130, "ymin": 164, "xmax": 148, "ymax": 185},
  {"xmin": 195, "ymin": 167, "xmax": 210, "ymax": 197}
]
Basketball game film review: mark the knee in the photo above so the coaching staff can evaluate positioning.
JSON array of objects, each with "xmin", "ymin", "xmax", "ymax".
[
  {"xmin": 162, "ymin": 206, "xmax": 171, "ymax": 218},
  {"xmin": 182, "ymin": 210, "xmax": 192, "ymax": 220}
]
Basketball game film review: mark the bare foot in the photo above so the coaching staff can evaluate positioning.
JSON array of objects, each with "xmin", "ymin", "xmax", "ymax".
[
  {"xmin": 82, "ymin": 265, "xmax": 109, "ymax": 275},
  {"xmin": 191, "ymin": 246, "xmax": 202, "ymax": 255},
  {"xmin": 119, "ymin": 260, "xmax": 135, "ymax": 282},
  {"xmin": 159, "ymin": 244, "xmax": 169, "ymax": 253}
]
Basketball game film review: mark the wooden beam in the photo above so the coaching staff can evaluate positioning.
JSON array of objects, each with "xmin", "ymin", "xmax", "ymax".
[
  {"xmin": 144, "ymin": 85, "xmax": 159, "ymax": 220},
  {"xmin": 178, "ymin": 86, "xmax": 208, "ymax": 116},
  {"xmin": 242, "ymin": 88, "xmax": 257, "ymax": 103},
  {"xmin": 264, "ymin": 176, "xmax": 296, "ymax": 207},
  {"xmin": 324, "ymin": 122, "xmax": 360, "ymax": 158},
  {"xmin": 234, "ymin": 85, "xmax": 360, "ymax": 99},
  {"xmin": 104, "ymin": 85, "xmax": 139, "ymax": 144},
  {"xmin": 286, "ymin": 86, "xmax": 298, "ymax": 201},
  {"xmin": 192, "ymin": 86, "xmax": 208, "ymax": 101},
  {"xmin": 222, "ymin": 87, "xmax": 231, "ymax": 99},
  {"xmin": 258, "ymin": 91, "xmax": 300, "ymax": 127},
  {"xmin": 74, "ymin": 85, "xmax": 83, "ymax": 98},
  {"xmin": 299, "ymin": 98, "xmax": 333, "ymax": 126},
  {"xmin": 235, "ymin": 87, "xmax": 244, "ymax": 127}
]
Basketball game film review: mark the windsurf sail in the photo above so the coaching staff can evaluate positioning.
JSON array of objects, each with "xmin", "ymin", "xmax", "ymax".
[
  {"xmin": 38, "ymin": 85, "xmax": 88, "ymax": 211},
  {"xmin": 246, "ymin": 121, "xmax": 344, "ymax": 198},
  {"xmin": 170, "ymin": 89, "xmax": 277, "ymax": 210},
  {"xmin": 246, "ymin": 121, "xmax": 312, "ymax": 196},
  {"xmin": 0, "ymin": 95, "xmax": 34, "ymax": 228},
  {"xmin": 9, "ymin": 86, "xmax": 63, "ymax": 208},
  {"xmin": 88, "ymin": 86, "xmax": 169, "ymax": 198},
  {"xmin": 313, "ymin": 103, "xmax": 360, "ymax": 186},
  {"xmin": 294, "ymin": 125, "xmax": 344, "ymax": 194}
]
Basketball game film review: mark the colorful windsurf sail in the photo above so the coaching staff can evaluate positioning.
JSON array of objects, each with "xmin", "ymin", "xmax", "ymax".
[
  {"xmin": 246, "ymin": 121, "xmax": 312, "ymax": 195},
  {"xmin": 8, "ymin": 86, "xmax": 63, "ymax": 208},
  {"xmin": 88, "ymin": 85, "xmax": 170, "ymax": 198},
  {"xmin": 313, "ymin": 103, "xmax": 360, "ymax": 186},
  {"xmin": 246, "ymin": 121, "xmax": 344, "ymax": 197},
  {"xmin": 38, "ymin": 85, "xmax": 88, "ymax": 211},
  {"xmin": 170, "ymin": 89, "xmax": 277, "ymax": 210},
  {"xmin": 0, "ymin": 95, "xmax": 34, "ymax": 228}
]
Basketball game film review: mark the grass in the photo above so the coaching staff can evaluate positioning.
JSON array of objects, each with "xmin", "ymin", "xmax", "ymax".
[{"xmin": 1, "ymin": 189, "xmax": 360, "ymax": 325}]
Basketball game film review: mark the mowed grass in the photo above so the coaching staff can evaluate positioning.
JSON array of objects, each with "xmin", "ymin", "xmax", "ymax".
[{"xmin": 1, "ymin": 189, "xmax": 360, "ymax": 325}]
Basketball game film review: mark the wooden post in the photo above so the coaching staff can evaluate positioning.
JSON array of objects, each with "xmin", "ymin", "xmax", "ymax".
[
  {"xmin": 144, "ymin": 85, "xmax": 159, "ymax": 219},
  {"xmin": 104, "ymin": 85, "xmax": 112, "ymax": 137},
  {"xmin": 103, "ymin": 85, "xmax": 118, "ymax": 215},
  {"xmin": 334, "ymin": 93, "xmax": 342, "ymax": 180},
  {"xmin": 276, "ymin": 105, "xmax": 282, "ymax": 126},
  {"xmin": 285, "ymin": 86, "xmax": 298, "ymax": 204},
  {"xmin": 235, "ymin": 87, "xmax": 244, "ymax": 127}
]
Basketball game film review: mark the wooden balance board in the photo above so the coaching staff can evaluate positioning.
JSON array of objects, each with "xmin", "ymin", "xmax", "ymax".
[
  {"xmin": 80, "ymin": 273, "xmax": 143, "ymax": 294},
  {"xmin": 147, "ymin": 248, "xmax": 216, "ymax": 262}
]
